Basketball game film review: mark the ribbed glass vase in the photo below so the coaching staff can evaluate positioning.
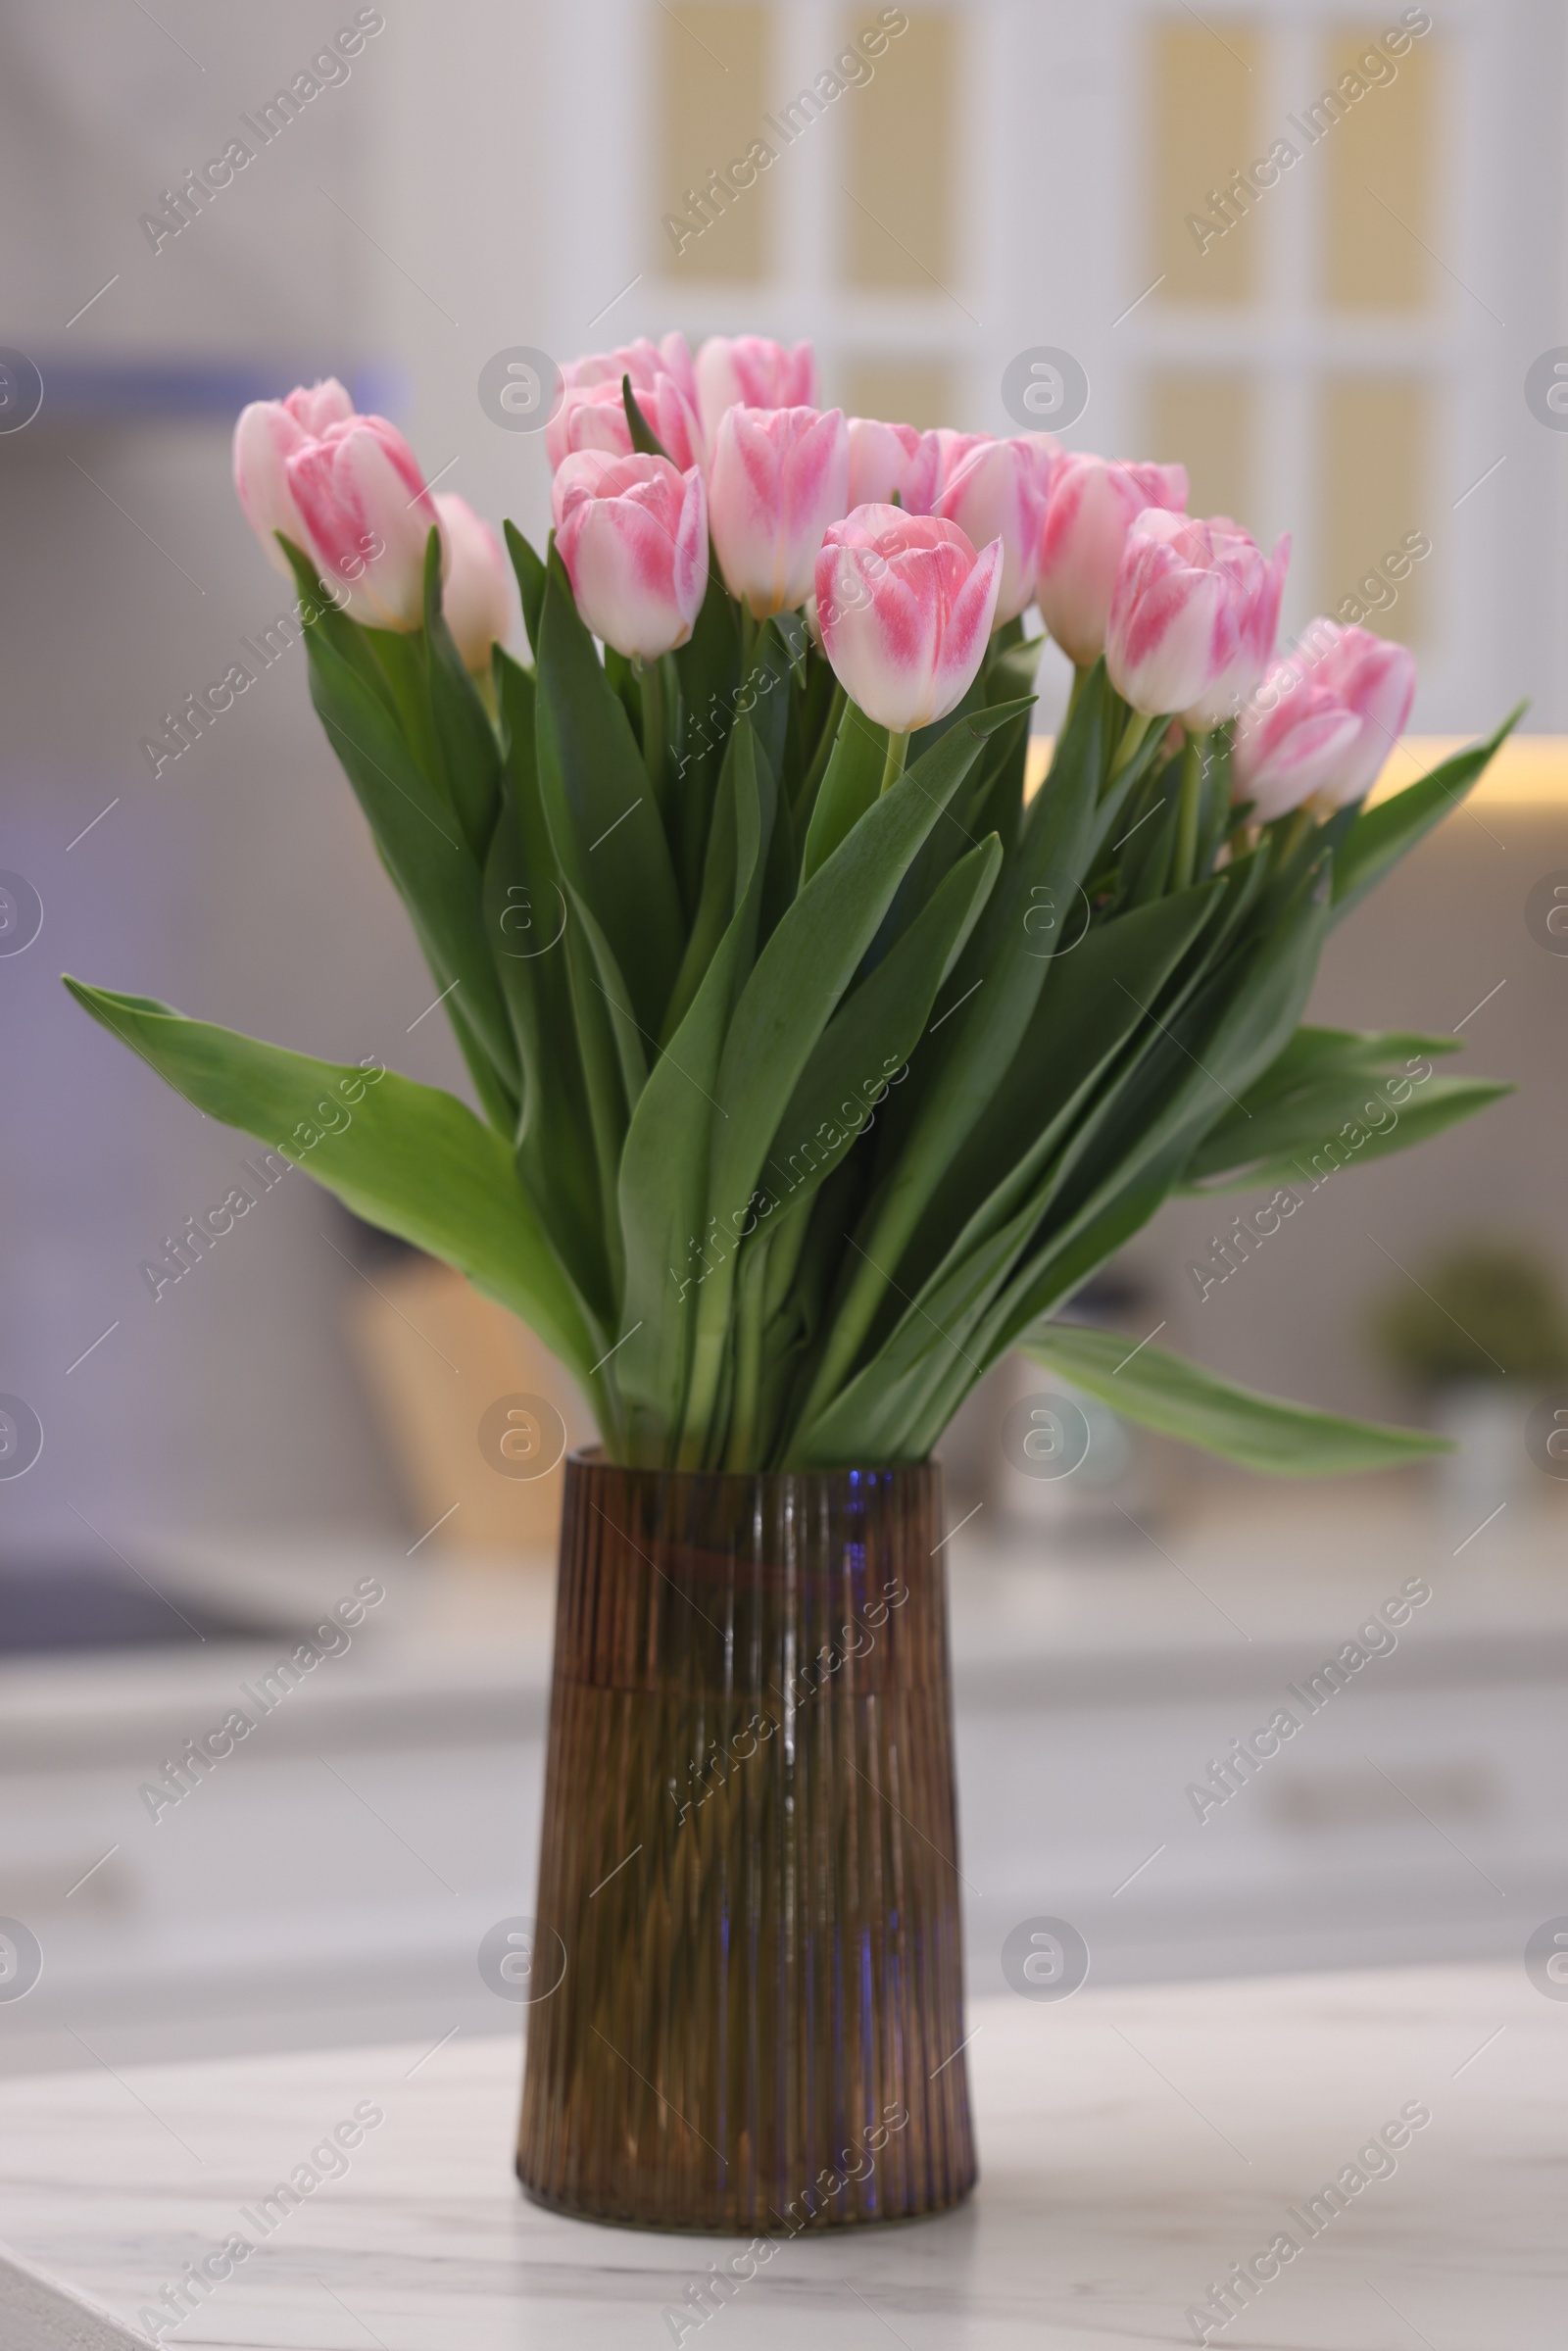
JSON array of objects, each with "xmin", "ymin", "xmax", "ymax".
[{"xmin": 516, "ymin": 1449, "xmax": 975, "ymax": 2232}]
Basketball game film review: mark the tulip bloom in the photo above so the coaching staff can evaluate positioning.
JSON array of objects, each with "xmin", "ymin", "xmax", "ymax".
[
  {"xmin": 1106, "ymin": 511, "xmax": 1287, "ymax": 723},
  {"xmin": 1035, "ymin": 454, "xmax": 1188, "ymax": 667},
  {"xmin": 232, "ymin": 377, "xmax": 355, "ymax": 576},
  {"xmin": 552, "ymin": 451, "xmax": 708, "ymax": 660},
  {"xmin": 915, "ymin": 430, "xmax": 1053, "ymax": 627},
  {"xmin": 546, "ymin": 372, "xmax": 705, "ymax": 473},
  {"xmin": 1181, "ymin": 518, "xmax": 1290, "ymax": 730},
  {"xmin": 846, "ymin": 416, "xmax": 940, "ymax": 512},
  {"xmin": 433, "ymin": 495, "xmax": 511, "ymax": 673},
  {"xmin": 1233, "ymin": 665, "xmax": 1364, "ymax": 821},
  {"xmin": 708, "ymin": 405, "xmax": 849, "ymax": 616},
  {"xmin": 562, "ymin": 332, "xmax": 698, "ymax": 410},
  {"xmin": 284, "ymin": 416, "xmax": 443, "ymax": 631},
  {"xmin": 814, "ymin": 506, "xmax": 1003, "ymax": 736},
  {"xmin": 1298, "ymin": 620, "xmax": 1417, "ymax": 801},
  {"xmin": 695, "ymin": 336, "xmax": 816, "ymax": 448}
]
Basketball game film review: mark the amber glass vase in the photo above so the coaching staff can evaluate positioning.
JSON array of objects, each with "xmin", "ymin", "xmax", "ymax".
[{"xmin": 515, "ymin": 1450, "xmax": 975, "ymax": 2232}]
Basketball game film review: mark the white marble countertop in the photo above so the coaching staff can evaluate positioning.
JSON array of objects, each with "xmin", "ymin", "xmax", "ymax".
[{"xmin": 0, "ymin": 1959, "xmax": 1559, "ymax": 2348}]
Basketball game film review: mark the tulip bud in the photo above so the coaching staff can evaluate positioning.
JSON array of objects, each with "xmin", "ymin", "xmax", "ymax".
[
  {"xmin": 1233, "ymin": 664, "xmax": 1364, "ymax": 821},
  {"xmin": 1180, "ymin": 518, "xmax": 1290, "ymax": 730},
  {"xmin": 815, "ymin": 506, "xmax": 1003, "ymax": 735},
  {"xmin": 432, "ymin": 495, "xmax": 511, "ymax": 672},
  {"xmin": 847, "ymin": 416, "xmax": 935, "ymax": 511},
  {"xmin": 232, "ymin": 377, "xmax": 355, "ymax": 577},
  {"xmin": 1106, "ymin": 511, "xmax": 1286, "ymax": 723},
  {"xmin": 1035, "ymin": 453, "xmax": 1188, "ymax": 666},
  {"xmin": 552, "ymin": 451, "xmax": 708, "ymax": 660},
  {"xmin": 562, "ymin": 332, "xmax": 698, "ymax": 411},
  {"xmin": 915, "ymin": 430, "xmax": 1052, "ymax": 627},
  {"xmin": 1296, "ymin": 620, "xmax": 1417, "ymax": 801},
  {"xmin": 695, "ymin": 336, "xmax": 816, "ymax": 448},
  {"xmin": 285, "ymin": 416, "xmax": 443, "ymax": 630},
  {"xmin": 546, "ymin": 373, "xmax": 705, "ymax": 474},
  {"xmin": 708, "ymin": 405, "xmax": 850, "ymax": 616}
]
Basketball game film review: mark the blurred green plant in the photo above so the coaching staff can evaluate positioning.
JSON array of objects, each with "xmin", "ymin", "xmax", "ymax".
[{"xmin": 1371, "ymin": 1237, "xmax": 1568, "ymax": 1389}]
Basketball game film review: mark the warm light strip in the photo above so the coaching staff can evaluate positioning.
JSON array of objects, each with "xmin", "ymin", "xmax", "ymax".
[{"xmin": 1022, "ymin": 735, "xmax": 1568, "ymax": 808}]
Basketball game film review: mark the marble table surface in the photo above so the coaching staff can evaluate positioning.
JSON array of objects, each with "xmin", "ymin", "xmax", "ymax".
[{"xmin": 0, "ymin": 1960, "xmax": 1560, "ymax": 2349}]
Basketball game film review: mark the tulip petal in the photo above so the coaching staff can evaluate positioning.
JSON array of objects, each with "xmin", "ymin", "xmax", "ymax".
[{"xmin": 710, "ymin": 405, "xmax": 849, "ymax": 616}]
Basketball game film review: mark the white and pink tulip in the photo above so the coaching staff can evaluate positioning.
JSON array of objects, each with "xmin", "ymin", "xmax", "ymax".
[
  {"xmin": 433, "ymin": 494, "xmax": 512, "ymax": 673},
  {"xmin": 1035, "ymin": 454, "xmax": 1189, "ymax": 668},
  {"xmin": 814, "ymin": 506, "xmax": 1003, "ymax": 735},
  {"xmin": 1233, "ymin": 666, "xmax": 1365, "ymax": 820},
  {"xmin": 283, "ymin": 415, "xmax": 444, "ymax": 630},
  {"xmin": 1298, "ymin": 621, "xmax": 1417, "ymax": 801},
  {"xmin": 546, "ymin": 372, "xmax": 706, "ymax": 475},
  {"xmin": 916, "ymin": 430, "xmax": 1053, "ymax": 628},
  {"xmin": 1180, "ymin": 519, "xmax": 1290, "ymax": 731},
  {"xmin": 1106, "ymin": 510, "xmax": 1287, "ymax": 723},
  {"xmin": 552, "ymin": 451, "xmax": 709, "ymax": 661},
  {"xmin": 232, "ymin": 377, "xmax": 356, "ymax": 576},
  {"xmin": 695, "ymin": 336, "xmax": 816, "ymax": 448},
  {"xmin": 707, "ymin": 405, "xmax": 850, "ymax": 617}
]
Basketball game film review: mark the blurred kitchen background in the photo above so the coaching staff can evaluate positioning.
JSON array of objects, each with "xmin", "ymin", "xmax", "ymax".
[{"xmin": 3, "ymin": 0, "xmax": 1567, "ymax": 2072}]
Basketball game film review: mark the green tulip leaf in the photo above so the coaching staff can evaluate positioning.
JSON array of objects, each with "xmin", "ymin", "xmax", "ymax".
[
  {"xmin": 1332, "ymin": 705, "xmax": 1524, "ymax": 922},
  {"xmin": 1020, "ymin": 1322, "xmax": 1451, "ymax": 1476},
  {"xmin": 64, "ymin": 980, "xmax": 601, "ymax": 1390}
]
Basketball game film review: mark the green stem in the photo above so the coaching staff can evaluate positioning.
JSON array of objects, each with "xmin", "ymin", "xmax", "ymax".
[
  {"xmin": 1064, "ymin": 663, "xmax": 1088, "ymax": 726},
  {"xmin": 722, "ymin": 1237, "xmax": 771, "ymax": 1470},
  {"xmin": 879, "ymin": 729, "xmax": 910, "ymax": 795},
  {"xmin": 1171, "ymin": 734, "xmax": 1205, "ymax": 890},
  {"xmin": 1275, "ymin": 804, "xmax": 1318, "ymax": 866},
  {"xmin": 471, "ymin": 661, "xmax": 500, "ymax": 725},
  {"xmin": 680, "ymin": 1254, "xmax": 739, "ymax": 1472},
  {"xmin": 588, "ymin": 1361, "xmax": 627, "ymax": 1463},
  {"xmin": 1106, "ymin": 708, "xmax": 1155, "ymax": 789},
  {"xmin": 792, "ymin": 1230, "xmax": 889, "ymax": 1440},
  {"xmin": 638, "ymin": 655, "xmax": 671, "ymax": 823}
]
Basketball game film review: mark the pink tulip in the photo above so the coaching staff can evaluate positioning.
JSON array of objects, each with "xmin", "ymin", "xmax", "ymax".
[
  {"xmin": 695, "ymin": 336, "xmax": 816, "ymax": 448},
  {"xmin": 814, "ymin": 506, "xmax": 1003, "ymax": 735},
  {"xmin": 232, "ymin": 377, "xmax": 355, "ymax": 576},
  {"xmin": 285, "ymin": 416, "xmax": 443, "ymax": 630},
  {"xmin": 708, "ymin": 405, "xmax": 849, "ymax": 616},
  {"xmin": 552, "ymin": 451, "xmax": 708, "ymax": 660},
  {"xmin": 1233, "ymin": 665, "xmax": 1364, "ymax": 821},
  {"xmin": 1106, "ymin": 511, "xmax": 1287, "ymax": 723},
  {"xmin": 1181, "ymin": 518, "xmax": 1290, "ymax": 730},
  {"xmin": 433, "ymin": 495, "xmax": 511, "ymax": 672},
  {"xmin": 846, "ymin": 417, "xmax": 940, "ymax": 512},
  {"xmin": 1298, "ymin": 620, "xmax": 1417, "ymax": 801},
  {"xmin": 546, "ymin": 372, "xmax": 705, "ymax": 474},
  {"xmin": 914, "ymin": 430, "xmax": 1053, "ymax": 627},
  {"xmin": 562, "ymin": 332, "xmax": 697, "ymax": 411},
  {"xmin": 1035, "ymin": 454, "xmax": 1189, "ymax": 667}
]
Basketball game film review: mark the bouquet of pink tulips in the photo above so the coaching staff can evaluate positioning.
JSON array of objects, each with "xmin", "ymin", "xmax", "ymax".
[{"xmin": 70, "ymin": 335, "xmax": 1517, "ymax": 1474}]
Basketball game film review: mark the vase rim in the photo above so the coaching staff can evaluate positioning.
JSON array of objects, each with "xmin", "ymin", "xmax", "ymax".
[{"xmin": 565, "ymin": 1445, "xmax": 939, "ymax": 1490}]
